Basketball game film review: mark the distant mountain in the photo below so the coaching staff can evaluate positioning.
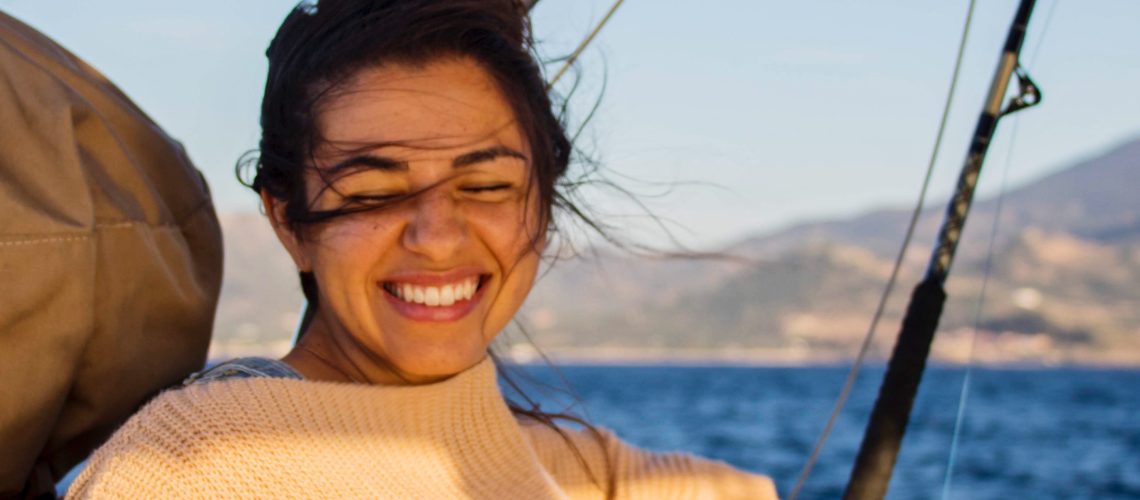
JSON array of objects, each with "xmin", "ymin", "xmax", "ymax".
[
  {"xmin": 731, "ymin": 136, "xmax": 1140, "ymax": 257},
  {"xmin": 212, "ymin": 136, "xmax": 1140, "ymax": 364},
  {"xmin": 994, "ymin": 138, "xmax": 1140, "ymax": 242}
]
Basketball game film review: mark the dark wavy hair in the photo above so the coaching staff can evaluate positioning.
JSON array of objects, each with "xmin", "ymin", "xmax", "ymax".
[
  {"xmin": 239, "ymin": 0, "xmax": 574, "ymax": 304},
  {"xmin": 237, "ymin": 1, "xmax": 614, "ymax": 496}
]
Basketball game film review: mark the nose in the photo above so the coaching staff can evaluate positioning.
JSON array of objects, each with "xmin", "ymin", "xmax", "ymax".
[{"xmin": 401, "ymin": 190, "xmax": 467, "ymax": 262}]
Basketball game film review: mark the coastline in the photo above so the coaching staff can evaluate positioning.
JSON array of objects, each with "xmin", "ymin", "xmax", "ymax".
[
  {"xmin": 510, "ymin": 346, "xmax": 1140, "ymax": 369},
  {"xmin": 207, "ymin": 340, "xmax": 1140, "ymax": 369}
]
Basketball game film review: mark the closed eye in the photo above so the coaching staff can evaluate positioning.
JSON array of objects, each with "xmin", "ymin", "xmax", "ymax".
[
  {"xmin": 461, "ymin": 184, "xmax": 512, "ymax": 193},
  {"xmin": 344, "ymin": 193, "xmax": 402, "ymax": 204}
]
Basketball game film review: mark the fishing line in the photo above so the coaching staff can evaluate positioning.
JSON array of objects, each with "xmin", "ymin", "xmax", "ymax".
[
  {"xmin": 939, "ymin": 116, "xmax": 1015, "ymax": 500},
  {"xmin": 787, "ymin": 1, "xmax": 979, "ymax": 498},
  {"xmin": 546, "ymin": 0, "xmax": 626, "ymax": 89},
  {"xmin": 940, "ymin": 2, "xmax": 1058, "ymax": 497}
]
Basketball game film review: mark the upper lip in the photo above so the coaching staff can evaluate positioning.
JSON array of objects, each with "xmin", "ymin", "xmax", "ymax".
[{"xmin": 381, "ymin": 267, "xmax": 488, "ymax": 285}]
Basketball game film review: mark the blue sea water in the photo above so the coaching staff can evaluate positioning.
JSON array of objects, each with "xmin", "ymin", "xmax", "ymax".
[{"xmin": 507, "ymin": 364, "xmax": 1140, "ymax": 500}]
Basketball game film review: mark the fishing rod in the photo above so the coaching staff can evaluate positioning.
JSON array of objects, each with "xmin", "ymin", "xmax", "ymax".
[{"xmin": 844, "ymin": 1, "xmax": 1042, "ymax": 498}]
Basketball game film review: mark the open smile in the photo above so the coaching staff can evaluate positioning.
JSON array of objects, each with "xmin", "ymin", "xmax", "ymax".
[
  {"xmin": 379, "ymin": 274, "xmax": 491, "ymax": 322},
  {"xmin": 381, "ymin": 275, "xmax": 487, "ymax": 306}
]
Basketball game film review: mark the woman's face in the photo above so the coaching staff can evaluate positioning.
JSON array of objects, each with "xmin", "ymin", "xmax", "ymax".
[{"xmin": 272, "ymin": 57, "xmax": 542, "ymax": 381}]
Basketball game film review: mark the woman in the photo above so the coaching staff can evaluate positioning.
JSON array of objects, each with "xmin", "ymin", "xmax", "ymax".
[{"xmin": 69, "ymin": 1, "xmax": 778, "ymax": 498}]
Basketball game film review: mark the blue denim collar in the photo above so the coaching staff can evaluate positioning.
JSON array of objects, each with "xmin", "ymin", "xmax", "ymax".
[{"xmin": 183, "ymin": 357, "xmax": 303, "ymax": 386}]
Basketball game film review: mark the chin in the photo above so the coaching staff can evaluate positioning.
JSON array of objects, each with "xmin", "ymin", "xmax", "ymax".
[{"xmin": 384, "ymin": 336, "xmax": 489, "ymax": 382}]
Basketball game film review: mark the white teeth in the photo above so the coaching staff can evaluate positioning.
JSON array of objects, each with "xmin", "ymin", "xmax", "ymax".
[
  {"xmin": 424, "ymin": 287, "xmax": 440, "ymax": 306},
  {"xmin": 386, "ymin": 277, "xmax": 480, "ymax": 307}
]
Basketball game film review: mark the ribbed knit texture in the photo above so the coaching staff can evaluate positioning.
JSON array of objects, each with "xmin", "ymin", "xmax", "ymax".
[{"xmin": 68, "ymin": 358, "xmax": 777, "ymax": 499}]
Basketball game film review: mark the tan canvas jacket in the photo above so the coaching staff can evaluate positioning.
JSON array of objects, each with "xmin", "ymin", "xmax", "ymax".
[{"xmin": 0, "ymin": 11, "xmax": 222, "ymax": 498}]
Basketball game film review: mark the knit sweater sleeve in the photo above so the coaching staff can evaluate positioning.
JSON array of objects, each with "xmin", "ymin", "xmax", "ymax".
[
  {"xmin": 606, "ymin": 432, "xmax": 778, "ymax": 500},
  {"xmin": 522, "ymin": 421, "xmax": 779, "ymax": 499},
  {"xmin": 66, "ymin": 392, "xmax": 196, "ymax": 499}
]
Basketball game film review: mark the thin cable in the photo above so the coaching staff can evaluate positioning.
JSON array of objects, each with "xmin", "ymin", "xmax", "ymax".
[
  {"xmin": 787, "ymin": 1, "xmax": 979, "ymax": 498},
  {"xmin": 940, "ymin": 2, "xmax": 1058, "ymax": 497},
  {"xmin": 940, "ymin": 117, "xmax": 1013, "ymax": 500},
  {"xmin": 546, "ymin": 0, "xmax": 625, "ymax": 89}
]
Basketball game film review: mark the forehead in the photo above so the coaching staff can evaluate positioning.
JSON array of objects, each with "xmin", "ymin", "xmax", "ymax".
[{"xmin": 316, "ymin": 57, "xmax": 524, "ymax": 156}]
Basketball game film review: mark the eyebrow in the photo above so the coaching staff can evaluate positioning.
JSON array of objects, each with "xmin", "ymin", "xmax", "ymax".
[
  {"xmin": 326, "ymin": 155, "xmax": 407, "ymax": 176},
  {"xmin": 451, "ymin": 146, "xmax": 527, "ymax": 168},
  {"xmin": 326, "ymin": 146, "xmax": 527, "ymax": 176}
]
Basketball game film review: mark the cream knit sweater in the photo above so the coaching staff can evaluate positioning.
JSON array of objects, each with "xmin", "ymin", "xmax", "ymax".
[{"xmin": 68, "ymin": 358, "xmax": 777, "ymax": 499}]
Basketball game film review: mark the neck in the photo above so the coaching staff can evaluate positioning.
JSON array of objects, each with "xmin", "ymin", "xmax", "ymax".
[{"xmin": 280, "ymin": 312, "xmax": 456, "ymax": 386}]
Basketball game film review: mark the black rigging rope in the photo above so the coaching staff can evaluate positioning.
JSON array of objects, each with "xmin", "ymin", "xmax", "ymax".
[
  {"xmin": 546, "ymin": 0, "xmax": 626, "ymax": 89},
  {"xmin": 787, "ymin": 2, "xmax": 980, "ymax": 498}
]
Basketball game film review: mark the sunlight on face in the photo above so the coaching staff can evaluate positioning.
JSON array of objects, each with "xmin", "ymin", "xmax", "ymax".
[{"xmin": 282, "ymin": 57, "xmax": 543, "ymax": 382}]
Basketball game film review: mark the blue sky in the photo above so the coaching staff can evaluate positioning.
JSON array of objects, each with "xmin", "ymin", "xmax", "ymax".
[{"xmin": 4, "ymin": 0, "xmax": 1138, "ymax": 247}]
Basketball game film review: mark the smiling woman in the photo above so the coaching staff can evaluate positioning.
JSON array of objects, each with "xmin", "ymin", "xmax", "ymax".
[
  {"xmin": 270, "ymin": 58, "xmax": 546, "ymax": 384},
  {"xmin": 67, "ymin": 1, "xmax": 777, "ymax": 498}
]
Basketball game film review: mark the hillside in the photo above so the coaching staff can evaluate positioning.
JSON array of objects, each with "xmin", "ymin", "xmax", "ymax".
[
  {"xmin": 211, "ymin": 136, "xmax": 1140, "ymax": 365},
  {"xmin": 732, "ymin": 136, "xmax": 1140, "ymax": 257}
]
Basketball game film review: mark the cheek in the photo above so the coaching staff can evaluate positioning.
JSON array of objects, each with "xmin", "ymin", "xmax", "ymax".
[
  {"xmin": 466, "ymin": 203, "xmax": 541, "ymax": 264},
  {"xmin": 309, "ymin": 217, "xmax": 399, "ymax": 286},
  {"xmin": 466, "ymin": 199, "xmax": 543, "ymax": 315}
]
